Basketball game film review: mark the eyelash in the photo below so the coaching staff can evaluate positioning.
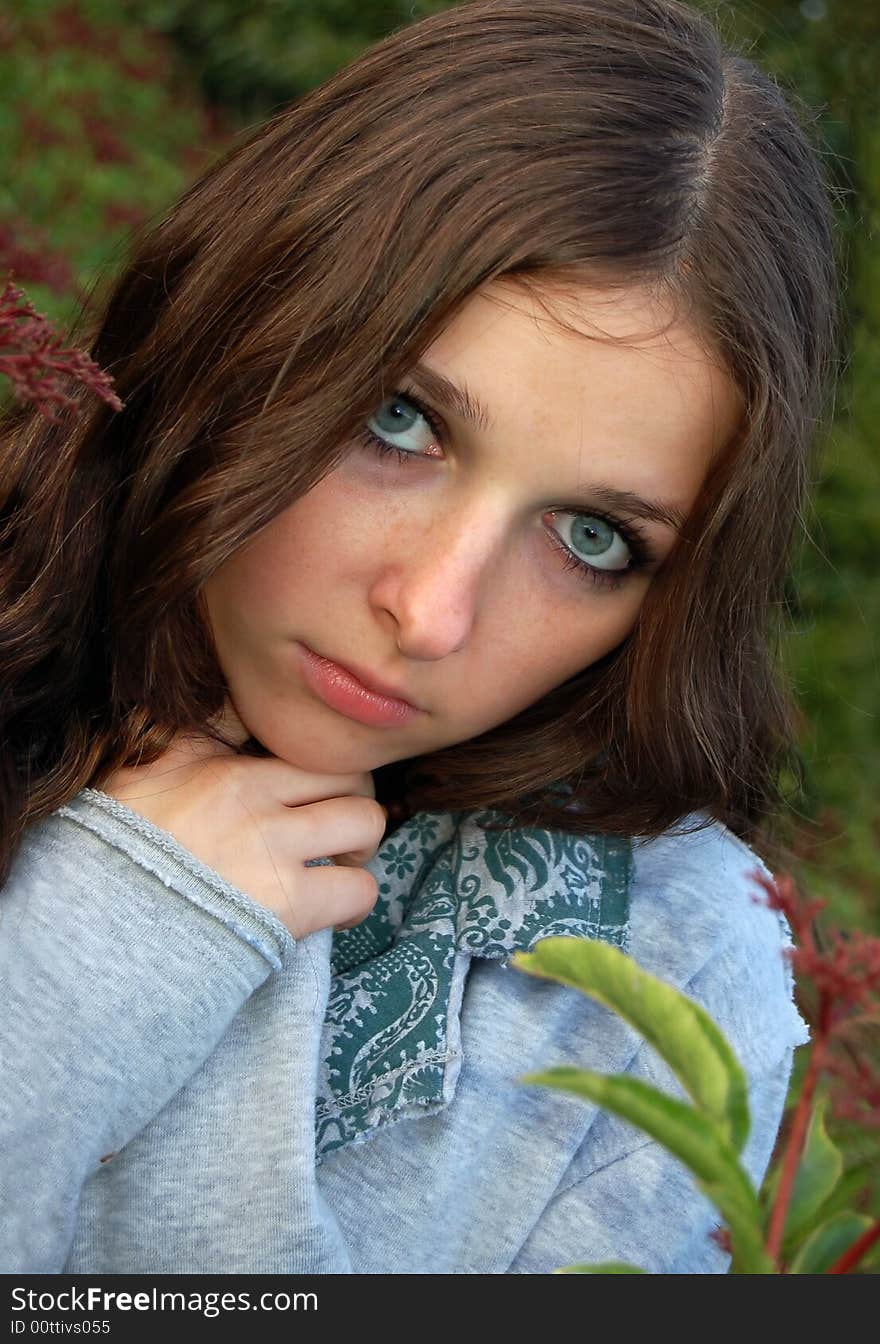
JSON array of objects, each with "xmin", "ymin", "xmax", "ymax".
[{"xmin": 356, "ymin": 389, "xmax": 654, "ymax": 591}]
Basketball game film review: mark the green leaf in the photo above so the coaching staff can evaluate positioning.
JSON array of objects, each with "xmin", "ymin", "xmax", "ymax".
[
  {"xmin": 520, "ymin": 1066, "xmax": 772, "ymax": 1274},
  {"xmin": 512, "ymin": 938, "xmax": 750, "ymax": 1152},
  {"xmin": 762, "ymin": 1154, "xmax": 876, "ymax": 1266},
  {"xmin": 787, "ymin": 1212, "xmax": 874, "ymax": 1274},
  {"xmin": 555, "ymin": 1262, "xmax": 647, "ymax": 1274},
  {"xmin": 787, "ymin": 1160, "xmax": 877, "ymax": 1255},
  {"xmin": 761, "ymin": 1094, "xmax": 843, "ymax": 1250}
]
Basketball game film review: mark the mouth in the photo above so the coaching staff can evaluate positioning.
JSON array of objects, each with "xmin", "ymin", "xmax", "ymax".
[{"xmin": 298, "ymin": 643, "xmax": 422, "ymax": 728}]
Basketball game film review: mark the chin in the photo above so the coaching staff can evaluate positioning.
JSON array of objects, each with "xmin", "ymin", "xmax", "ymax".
[{"xmin": 243, "ymin": 725, "xmax": 386, "ymax": 776}]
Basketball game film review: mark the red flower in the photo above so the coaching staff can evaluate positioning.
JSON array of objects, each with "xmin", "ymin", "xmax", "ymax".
[
  {"xmin": 0, "ymin": 276, "xmax": 122, "ymax": 421},
  {"xmin": 754, "ymin": 870, "xmax": 880, "ymax": 1266}
]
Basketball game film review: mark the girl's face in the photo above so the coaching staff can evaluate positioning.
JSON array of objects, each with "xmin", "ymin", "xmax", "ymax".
[{"xmin": 201, "ymin": 279, "xmax": 741, "ymax": 775}]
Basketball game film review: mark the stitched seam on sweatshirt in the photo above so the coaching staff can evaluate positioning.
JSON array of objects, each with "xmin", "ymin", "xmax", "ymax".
[
  {"xmin": 72, "ymin": 790, "xmax": 287, "ymax": 916},
  {"xmin": 55, "ymin": 804, "xmax": 287, "ymax": 970},
  {"xmin": 552, "ymin": 1137, "xmax": 658, "ymax": 1201}
]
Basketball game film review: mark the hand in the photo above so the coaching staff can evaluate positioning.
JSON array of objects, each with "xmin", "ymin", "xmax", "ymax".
[{"xmin": 99, "ymin": 731, "xmax": 385, "ymax": 940}]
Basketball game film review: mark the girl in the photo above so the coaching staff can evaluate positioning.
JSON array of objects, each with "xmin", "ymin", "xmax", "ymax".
[{"xmin": 1, "ymin": 0, "xmax": 841, "ymax": 1273}]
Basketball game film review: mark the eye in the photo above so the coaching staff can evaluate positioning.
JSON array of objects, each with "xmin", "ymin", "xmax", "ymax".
[
  {"xmin": 550, "ymin": 512, "xmax": 634, "ymax": 572},
  {"xmin": 363, "ymin": 392, "xmax": 444, "ymax": 460},
  {"xmin": 359, "ymin": 392, "xmax": 654, "ymax": 592}
]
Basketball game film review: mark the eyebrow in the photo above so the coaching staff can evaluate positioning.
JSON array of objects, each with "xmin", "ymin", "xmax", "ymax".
[
  {"xmin": 573, "ymin": 486, "xmax": 687, "ymax": 533},
  {"xmin": 404, "ymin": 361, "xmax": 689, "ymax": 534},
  {"xmin": 407, "ymin": 361, "xmax": 494, "ymax": 433}
]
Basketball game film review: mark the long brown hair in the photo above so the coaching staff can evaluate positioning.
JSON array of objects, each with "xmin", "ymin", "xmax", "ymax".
[{"xmin": 0, "ymin": 0, "xmax": 843, "ymax": 887}]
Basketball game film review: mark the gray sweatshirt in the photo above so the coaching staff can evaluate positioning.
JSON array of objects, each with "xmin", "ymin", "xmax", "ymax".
[{"xmin": 0, "ymin": 788, "xmax": 808, "ymax": 1273}]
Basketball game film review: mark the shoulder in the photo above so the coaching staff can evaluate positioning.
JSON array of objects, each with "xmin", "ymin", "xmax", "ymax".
[
  {"xmin": 628, "ymin": 813, "xmax": 780, "ymax": 979},
  {"xmin": 627, "ymin": 815, "xmax": 809, "ymax": 1071}
]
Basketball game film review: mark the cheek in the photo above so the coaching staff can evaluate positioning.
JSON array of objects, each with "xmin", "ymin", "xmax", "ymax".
[
  {"xmin": 264, "ymin": 473, "xmax": 382, "ymax": 579},
  {"xmin": 210, "ymin": 481, "xmax": 362, "ymax": 618},
  {"xmin": 477, "ymin": 583, "xmax": 647, "ymax": 723},
  {"xmin": 203, "ymin": 541, "xmax": 287, "ymax": 638}
]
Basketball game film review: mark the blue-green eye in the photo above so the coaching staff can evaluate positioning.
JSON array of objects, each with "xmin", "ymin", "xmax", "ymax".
[
  {"xmin": 365, "ymin": 393, "xmax": 441, "ymax": 459},
  {"xmin": 360, "ymin": 388, "xmax": 653, "ymax": 593},
  {"xmin": 553, "ymin": 513, "xmax": 633, "ymax": 572}
]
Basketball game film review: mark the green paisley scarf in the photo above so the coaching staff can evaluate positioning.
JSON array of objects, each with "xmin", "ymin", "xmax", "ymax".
[{"xmin": 315, "ymin": 807, "xmax": 632, "ymax": 1162}]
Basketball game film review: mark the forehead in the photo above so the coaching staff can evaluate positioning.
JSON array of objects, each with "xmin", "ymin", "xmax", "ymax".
[{"xmin": 424, "ymin": 277, "xmax": 743, "ymax": 465}]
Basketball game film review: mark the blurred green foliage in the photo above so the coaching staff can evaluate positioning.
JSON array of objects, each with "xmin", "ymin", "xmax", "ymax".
[
  {"xmin": 725, "ymin": 1, "xmax": 880, "ymax": 933},
  {"xmin": 125, "ymin": 0, "xmax": 452, "ymax": 120},
  {"xmin": 2, "ymin": 0, "xmax": 878, "ymax": 930},
  {"xmin": 0, "ymin": 0, "xmax": 232, "ymax": 330}
]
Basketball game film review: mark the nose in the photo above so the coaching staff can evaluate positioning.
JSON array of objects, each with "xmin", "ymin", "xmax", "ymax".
[{"xmin": 368, "ymin": 499, "xmax": 506, "ymax": 661}]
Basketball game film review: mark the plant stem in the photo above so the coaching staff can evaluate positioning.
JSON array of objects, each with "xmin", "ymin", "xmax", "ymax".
[
  {"xmin": 826, "ymin": 1220, "xmax": 880, "ymax": 1275},
  {"xmin": 765, "ymin": 1007, "xmax": 830, "ymax": 1265}
]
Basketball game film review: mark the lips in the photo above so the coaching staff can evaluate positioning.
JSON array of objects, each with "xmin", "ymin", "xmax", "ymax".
[
  {"xmin": 304, "ymin": 645, "xmax": 419, "ymax": 710},
  {"xmin": 298, "ymin": 643, "xmax": 421, "ymax": 729}
]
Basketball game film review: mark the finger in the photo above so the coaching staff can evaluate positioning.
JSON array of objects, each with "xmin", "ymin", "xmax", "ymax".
[
  {"xmin": 297, "ymin": 863, "xmax": 379, "ymax": 934},
  {"xmin": 282, "ymin": 795, "xmax": 387, "ymax": 864},
  {"xmin": 334, "ymin": 804, "xmax": 389, "ymax": 866}
]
